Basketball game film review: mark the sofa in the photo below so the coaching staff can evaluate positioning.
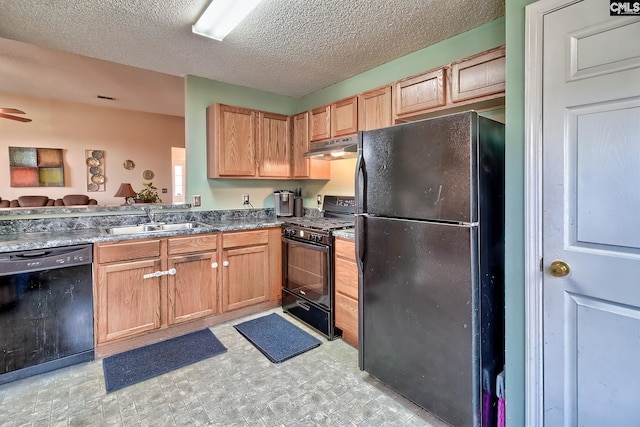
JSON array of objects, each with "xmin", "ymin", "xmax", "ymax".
[{"xmin": 2, "ymin": 194, "xmax": 97, "ymax": 208}]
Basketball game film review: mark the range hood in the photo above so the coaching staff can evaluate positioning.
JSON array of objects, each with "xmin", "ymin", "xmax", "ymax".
[{"xmin": 304, "ymin": 135, "xmax": 358, "ymax": 160}]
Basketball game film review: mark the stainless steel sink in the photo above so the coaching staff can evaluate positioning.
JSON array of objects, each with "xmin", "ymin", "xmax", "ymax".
[{"xmin": 102, "ymin": 222, "xmax": 209, "ymax": 235}]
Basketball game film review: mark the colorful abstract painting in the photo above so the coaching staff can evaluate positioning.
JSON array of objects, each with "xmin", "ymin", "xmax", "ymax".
[{"xmin": 9, "ymin": 146, "xmax": 65, "ymax": 187}]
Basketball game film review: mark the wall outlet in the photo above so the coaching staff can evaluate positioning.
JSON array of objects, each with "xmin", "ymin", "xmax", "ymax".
[
  {"xmin": 317, "ymin": 194, "xmax": 322, "ymax": 206},
  {"xmin": 193, "ymin": 195, "xmax": 201, "ymax": 207},
  {"xmin": 242, "ymin": 194, "xmax": 250, "ymax": 205},
  {"xmin": 161, "ymin": 188, "xmax": 168, "ymax": 194}
]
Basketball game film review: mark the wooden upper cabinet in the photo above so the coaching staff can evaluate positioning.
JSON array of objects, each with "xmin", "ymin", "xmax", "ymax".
[
  {"xmin": 394, "ymin": 68, "xmax": 446, "ymax": 118},
  {"xmin": 331, "ymin": 96, "xmax": 358, "ymax": 137},
  {"xmin": 450, "ymin": 46, "xmax": 505, "ymax": 103},
  {"xmin": 291, "ymin": 112, "xmax": 330, "ymax": 180},
  {"xmin": 257, "ymin": 112, "xmax": 290, "ymax": 178},
  {"xmin": 207, "ymin": 104, "xmax": 256, "ymax": 178},
  {"xmin": 310, "ymin": 105, "xmax": 331, "ymax": 141},
  {"xmin": 358, "ymin": 86, "xmax": 392, "ymax": 131},
  {"xmin": 292, "ymin": 112, "xmax": 310, "ymax": 177}
]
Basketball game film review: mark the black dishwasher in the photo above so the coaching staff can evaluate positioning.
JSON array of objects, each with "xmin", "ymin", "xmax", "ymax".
[{"xmin": 0, "ymin": 244, "xmax": 94, "ymax": 385}]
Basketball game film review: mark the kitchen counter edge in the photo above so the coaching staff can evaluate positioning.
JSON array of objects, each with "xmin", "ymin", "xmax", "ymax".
[{"xmin": 0, "ymin": 219, "xmax": 284, "ymax": 253}]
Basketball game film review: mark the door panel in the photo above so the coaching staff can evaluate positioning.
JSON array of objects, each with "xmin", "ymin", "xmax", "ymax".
[
  {"xmin": 565, "ymin": 294, "xmax": 640, "ymax": 426},
  {"xmin": 542, "ymin": 1, "xmax": 640, "ymax": 424},
  {"xmin": 570, "ymin": 101, "xmax": 640, "ymax": 250}
]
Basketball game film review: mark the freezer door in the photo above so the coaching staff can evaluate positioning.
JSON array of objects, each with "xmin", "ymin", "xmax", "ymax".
[
  {"xmin": 359, "ymin": 216, "xmax": 482, "ymax": 427},
  {"xmin": 357, "ymin": 111, "xmax": 477, "ymax": 223}
]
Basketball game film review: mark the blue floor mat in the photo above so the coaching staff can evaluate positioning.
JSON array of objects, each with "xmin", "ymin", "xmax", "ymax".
[
  {"xmin": 234, "ymin": 313, "xmax": 321, "ymax": 363},
  {"xmin": 102, "ymin": 329, "xmax": 226, "ymax": 393}
]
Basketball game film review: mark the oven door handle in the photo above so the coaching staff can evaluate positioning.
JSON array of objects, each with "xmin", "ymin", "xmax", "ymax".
[{"xmin": 281, "ymin": 237, "xmax": 330, "ymax": 253}]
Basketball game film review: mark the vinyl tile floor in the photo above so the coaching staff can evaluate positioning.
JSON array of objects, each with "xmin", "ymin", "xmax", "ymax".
[{"xmin": 0, "ymin": 309, "xmax": 451, "ymax": 427}]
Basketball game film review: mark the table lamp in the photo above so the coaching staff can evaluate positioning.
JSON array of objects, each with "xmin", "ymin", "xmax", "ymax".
[{"xmin": 114, "ymin": 183, "xmax": 137, "ymax": 205}]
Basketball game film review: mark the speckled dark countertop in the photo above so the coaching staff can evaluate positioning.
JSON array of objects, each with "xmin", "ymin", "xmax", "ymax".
[
  {"xmin": 0, "ymin": 204, "xmax": 292, "ymax": 254},
  {"xmin": 333, "ymin": 228, "xmax": 355, "ymax": 240},
  {"xmin": 0, "ymin": 218, "xmax": 284, "ymax": 253}
]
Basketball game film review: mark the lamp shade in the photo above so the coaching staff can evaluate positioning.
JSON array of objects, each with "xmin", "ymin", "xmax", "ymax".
[{"xmin": 114, "ymin": 183, "xmax": 137, "ymax": 198}]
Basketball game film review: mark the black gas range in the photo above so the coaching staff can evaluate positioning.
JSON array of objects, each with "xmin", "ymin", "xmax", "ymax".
[{"xmin": 281, "ymin": 196, "xmax": 355, "ymax": 339}]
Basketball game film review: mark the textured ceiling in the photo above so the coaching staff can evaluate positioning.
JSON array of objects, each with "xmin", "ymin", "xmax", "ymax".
[{"xmin": 0, "ymin": 0, "xmax": 504, "ymax": 116}]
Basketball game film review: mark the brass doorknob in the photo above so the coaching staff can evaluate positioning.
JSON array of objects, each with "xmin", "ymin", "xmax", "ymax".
[{"xmin": 549, "ymin": 260, "xmax": 570, "ymax": 277}]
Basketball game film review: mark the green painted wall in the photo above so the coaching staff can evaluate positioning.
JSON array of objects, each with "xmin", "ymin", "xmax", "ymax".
[
  {"xmin": 505, "ymin": 1, "xmax": 536, "ymax": 426},
  {"xmin": 184, "ymin": 76, "xmax": 307, "ymax": 210},
  {"xmin": 185, "ymin": 18, "xmax": 506, "ymax": 211}
]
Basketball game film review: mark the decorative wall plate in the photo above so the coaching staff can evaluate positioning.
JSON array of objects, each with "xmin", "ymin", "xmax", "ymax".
[
  {"xmin": 123, "ymin": 159, "xmax": 135, "ymax": 170},
  {"xmin": 142, "ymin": 169, "xmax": 155, "ymax": 180},
  {"xmin": 86, "ymin": 157, "xmax": 100, "ymax": 167},
  {"xmin": 89, "ymin": 166, "xmax": 101, "ymax": 175},
  {"xmin": 91, "ymin": 150, "xmax": 104, "ymax": 160},
  {"xmin": 91, "ymin": 174, "xmax": 105, "ymax": 184},
  {"xmin": 87, "ymin": 182, "xmax": 99, "ymax": 192}
]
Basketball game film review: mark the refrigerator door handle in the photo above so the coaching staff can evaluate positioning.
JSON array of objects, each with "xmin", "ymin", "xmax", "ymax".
[
  {"xmin": 356, "ymin": 140, "xmax": 366, "ymax": 214},
  {"xmin": 355, "ymin": 214, "xmax": 365, "ymax": 272}
]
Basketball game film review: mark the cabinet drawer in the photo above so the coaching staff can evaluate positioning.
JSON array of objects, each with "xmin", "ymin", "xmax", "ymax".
[
  {"xmin": 96, "ymin": 239, "xmax": 161, "ymax": 264},
  {"xmin": 335, "ymin": 257, "xmax": 358, "ymax": 300},
  {"xmin": 223, "ymin": 229, "xmax": 269, "ymax": 249},
  {"xmin": 168, "ymin": 233, "xmax": 218, "ymax": 255},
  {"xmin": 335, "ymin": 292, "xmax": 358, "ymax": 344},
  {"xmin": 335, "ymin": 238, "xmax": 355, "ymax": 261}
]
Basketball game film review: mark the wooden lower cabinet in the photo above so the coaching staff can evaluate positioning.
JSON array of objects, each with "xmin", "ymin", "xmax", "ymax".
[
  {"xmin": 222, "ymin": 244, "xmax": 269, "ymax": 311},
  {"xmin": 221, "ymin": 228, "xmax": 280, "ymax": 312},
  {"xmin": 334, "ymin": 237, "xmax": 358, "ymax": 347},
  {"xmin": 96, "ymin": 258, "xmax": 162, "ymax": 343},
  {"xmin": 94, "ymin": 228, "xmax": 282, "ymax": 352},
  {"xmin": 167, "ymin": 251, "xmax": 217, "ymax": 325}
]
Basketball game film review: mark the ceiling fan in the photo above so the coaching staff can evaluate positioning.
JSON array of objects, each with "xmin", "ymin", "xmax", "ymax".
[{"xmin": 0, "ymin": 108, "xmax": 32, "ymax": 122}]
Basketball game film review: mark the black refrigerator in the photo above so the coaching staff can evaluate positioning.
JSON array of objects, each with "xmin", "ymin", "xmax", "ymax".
[{"xmin": 355, "ymin": 111, "xmax": 504, "ymax": 427}]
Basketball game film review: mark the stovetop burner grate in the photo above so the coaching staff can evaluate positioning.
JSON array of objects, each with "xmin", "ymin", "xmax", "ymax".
[{"xmin": 283, "ymin": 217, "xmax": 354, "ymax": 232}]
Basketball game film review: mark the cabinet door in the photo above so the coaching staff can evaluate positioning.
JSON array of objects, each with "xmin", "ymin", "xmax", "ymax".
[
  {"xmin": 450, "ymin": 46, "xmax": 505, "ymax": 103},
  {"xmin": 292, "ymin": 112, "xmax": 330, "ymax": 179},
  {"xmin": 394, "ymin": 68, "xmax": 446, "ymax": 118},
  {"xmin": 334, "ymin": 238, "xmax": 358, "ymax": 346},
  {"xmin": 167, "ymin": 252, "xmax": 217, "ymax": 325},
  {"xmin": 222, "ymin": 245, "xmax": 269, "ymax": 312},
  {"xmin": 258, "ymin": 112, "xmax": 290, "ymax": 177},
  {"xmin": 331, "ymin": 97, "xmax": 358, "ymax": 137},
  {"xmin": 96, "ymin": 259, "xmax": 161, "ymax": 343},
  {"xmin": 358, "ymin": 86, "xmax": 392, "ymax": 131},
  {"xmin": 208, "ymin": 104, "xmax": 256, "ymax": 177},
  {"xmin": 310, "ymin": 105, "xmax": 331, "ymax": 141}
]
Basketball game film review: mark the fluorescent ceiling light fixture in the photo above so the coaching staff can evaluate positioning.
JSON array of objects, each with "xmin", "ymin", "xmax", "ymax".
[{"xmin": 192, "ymin": 0, "xmax": 263, "ymax": 41}]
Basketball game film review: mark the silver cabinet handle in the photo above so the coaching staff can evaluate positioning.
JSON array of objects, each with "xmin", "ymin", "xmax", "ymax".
[
  {"xmin": 143, "ymin": 271, "xmax": 160, "ymax": 279},
  {"xmin": 143, "ymin": 268, "xmax": 176, "ymax": 279},
  {"xmin": 223, "ymin": 260, "xmax": 229, "ymax": 267},
  {"xmin": 211, "ymin": 262, "xmax": 218, "ymax": 268}
]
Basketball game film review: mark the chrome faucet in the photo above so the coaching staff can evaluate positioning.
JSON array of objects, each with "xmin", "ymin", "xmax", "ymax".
[{"xmin": 142, "ymin": 206, "xmax": 154, "ymax": 223}]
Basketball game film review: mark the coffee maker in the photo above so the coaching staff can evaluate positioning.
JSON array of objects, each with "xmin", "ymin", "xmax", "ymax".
[{"xmin": 274, "ymin": 190, "xmax": 294, "ymax": 217}]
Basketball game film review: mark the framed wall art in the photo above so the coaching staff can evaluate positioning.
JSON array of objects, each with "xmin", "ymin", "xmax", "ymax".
[{"xmin": 9, "ymin": 146, "xmax": 65, "ymax": 187}]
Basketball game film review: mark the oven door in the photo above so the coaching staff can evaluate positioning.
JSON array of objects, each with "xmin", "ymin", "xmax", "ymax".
[{"xmin": 282, "ymin": 237, "xmax": 331, "ymax": 309}]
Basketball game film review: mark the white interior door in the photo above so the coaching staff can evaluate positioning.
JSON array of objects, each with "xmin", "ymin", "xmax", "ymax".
[{"xmin": 541, "ymin": 1, "xmax": 640, "ymax": 425}]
